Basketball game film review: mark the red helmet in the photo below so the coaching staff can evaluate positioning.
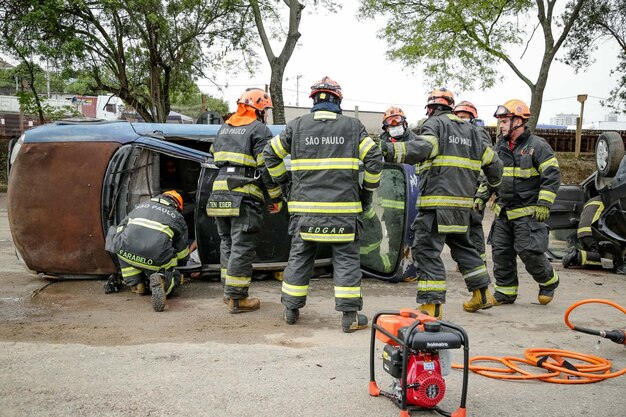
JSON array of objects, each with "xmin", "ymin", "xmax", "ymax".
[
  {"xmin": 383, "ymin": 106, "xmax": 406, "ymax": 126},
  {"xmin": 494, "ymin": 99, "xmax": 531, "ymax": 119},
  {"xmin": 237, "ymin": 88, "xmax": 273, "ymax": 111},
  {"xmin": 309, "ymin": 76, "xmax": 343, "ymax": 100},
  {"xmin": 453, "ymin": 101, "xmax": 478, "ymax": 119},
  {"xmin": 162, "ymin": 190, "xmax": 183, "ymax": 212},
  {"xmin": 425, "ymin": 88, "xmax": 455, "ymax": 109}
]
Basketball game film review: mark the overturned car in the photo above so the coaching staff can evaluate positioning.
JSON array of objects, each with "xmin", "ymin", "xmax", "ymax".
[{"xmin": 8, "ymin": 120, "xmax": 419, "ymax": 282}]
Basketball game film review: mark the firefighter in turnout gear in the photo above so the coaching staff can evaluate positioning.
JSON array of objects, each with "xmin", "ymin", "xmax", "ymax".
[
  {"xmin": 562, "ymin": 196, "xmax": 607, "ymax": 269},
  {"xmin": 106, "ymin": 190, "xmax": 190, "ymax": 312},
  {"xmin": 264, "ymin": 76, "xmax": 383, "ymax": 333},
  {"xmin": 208, "ymin": 88, "xmax": 283, "ymax": 314},
  {"xmin": 490, "ymin": 99, "xmax": 561, "ymax": 305},
  {"xmin": 453, "ymin": 100, "xmax": 492, "ymax": 264},
  {"xmin": 400, "ymin": 88, "xmax": 503, "ymax": 319},
  {"xmin": 376, "ymin": 106, "xmax": 421, "ymax": 280}
]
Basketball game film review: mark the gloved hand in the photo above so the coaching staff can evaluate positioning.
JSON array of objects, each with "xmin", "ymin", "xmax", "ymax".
[
  {"xmin": 360, "ymin": 188, "xmax": 374, "ymax": 211},
  {"xmin": 534, "ymin": 205, "xmax": 550, "ymax": 222},
  {"xmin": 472, "ymin": 198, "xmax": 485, "ymax": 214},
  {"xmin": 267, "ymin": 201, "xmax": 283, "ymax": 214}
]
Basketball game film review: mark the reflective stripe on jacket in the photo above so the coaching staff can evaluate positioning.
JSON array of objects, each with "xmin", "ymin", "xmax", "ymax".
[
  {"xmin": 264, "ymin": 110, "xmax": 383, "ymax": 216},
  {"xmin": 110, "ymin": 198, "xmax": 189, "ymax": 270},
  {"xmin": 577, "ymin": 196, "xmax": 604, "ymax": 239},
  {"xmin": 208, "ymin": 120, "xmax": 282, "ymax": 215},
  {"xmin": 416, "ymin": 111, "xmax": 503, "ymax": 232},
  {"xmin": 494, "ymin": 127, "xmax": 560, "ymax": 220}
]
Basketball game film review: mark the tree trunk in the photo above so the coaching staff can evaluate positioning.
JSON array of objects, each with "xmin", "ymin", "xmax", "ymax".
[{"xmin": 269, "ymin": 62, "xmax": 286, "ymax": 124}]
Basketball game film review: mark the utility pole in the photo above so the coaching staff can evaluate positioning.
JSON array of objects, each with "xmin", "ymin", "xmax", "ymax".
[
  {"xmin": 296, "ymin": 74, "xmax": 302, "ymax": 107},
  {"xmin": 575, "ymin": 94, "xmax": 588, "ymax": 158}
]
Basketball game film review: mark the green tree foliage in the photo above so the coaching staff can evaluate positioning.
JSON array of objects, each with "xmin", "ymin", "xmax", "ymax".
[
  {"xmin": 357, "ymin": 0, "xmax": 586, "ymax": 129},
  {"xmin": 0, "ymin": 0, "xmax": 255, "ymax": 123},
  {"xmin": 563, "ymin": 0, "xmax": 626, "ymax": 114}
]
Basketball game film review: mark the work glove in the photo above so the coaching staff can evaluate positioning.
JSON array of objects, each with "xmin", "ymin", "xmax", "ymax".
[
  {"xmin": 360, "ymin": 188, "xmax": 374, "ymax": 212},
  {"xmin": 473, "ymin": 198, "xmax": 485, "ymax": 214},
  {"xmin": 267, "ymin": 201, "xmax": 283, "ymax": 214},
  {"xmin": 534, "ymin": 205, "xmax": 550, "ymax": 222}
]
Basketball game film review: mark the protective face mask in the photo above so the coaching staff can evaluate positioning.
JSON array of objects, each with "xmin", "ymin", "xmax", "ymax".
[{"xmin": 388, "ymin": 126, "xmax": 405, "ymax": 137}]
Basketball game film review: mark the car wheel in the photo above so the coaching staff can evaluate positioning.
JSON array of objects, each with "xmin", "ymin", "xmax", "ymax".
[{"xmin": 595, "ymin": 132, "xmax": 624, "ymax": 177}]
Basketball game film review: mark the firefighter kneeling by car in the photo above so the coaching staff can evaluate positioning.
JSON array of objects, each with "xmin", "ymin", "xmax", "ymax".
[{"xmin": 106, "ymin": 190, "xmax": 190, "ymax": 312}]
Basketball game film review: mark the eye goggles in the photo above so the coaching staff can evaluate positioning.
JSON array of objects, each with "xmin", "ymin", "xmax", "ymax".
[
  {"xmin": 384, "ymin": 115, "xmax": 405, "ymax": 126},
  {"xmin": 493, "ymin": 105, "xmax": 513, "ymax": 118}
]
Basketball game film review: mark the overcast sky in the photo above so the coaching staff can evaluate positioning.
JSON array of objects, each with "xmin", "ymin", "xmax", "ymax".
[{"xmin": 200, "ymin": 1, "xmax": 622, "ymax": 127}]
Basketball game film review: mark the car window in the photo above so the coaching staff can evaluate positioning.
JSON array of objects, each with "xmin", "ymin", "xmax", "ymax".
[{"xmin": 360, "ymin": 165, "xmax": 407, "ymax": 277}]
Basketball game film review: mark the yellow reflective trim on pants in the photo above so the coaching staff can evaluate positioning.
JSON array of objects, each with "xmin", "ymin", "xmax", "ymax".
[
  {"xmin": 438, "ymin": 224, "xmax": 468, "ymax": 233},
  {"xmin": 128, "ymin": 218, "xmax": 174, "ymax": 239},
  {"xmin": 578, "ymin": 226, "xmax": 592, "ymax": 235},
  {"xmin": 224, "ymin": 274, "xmax": 252, "ymax": 287},
  {"xmin": 540, "ymin": 270, "xmax": 559, "ymax": 287},
  {"xmin": 291, "ymin": 158, "xmax": 359, "ymax": 171},
  {"xmin": 268, "ymin": 162, "xmax": 287, "ymax": 177},
  {"xmin": 120, "ymin": 255, "xmax": 177, "ymax": 272},
  {"xmin": 334, "ymin": 286, "xmax": 361, "ymax": 298},
  {"xmin": 121, "ymin": 266, "xmax": 142, "ymax": 278},
  {"xmin": 206, "ymin": 207, "xmax": 240, "ymax": 216},
  {"xmin": 417, "ymin": 280, "xmax": 446, "ymax": 291},
  {"xmin": 288, "ymin": 201, "xmax": 362, "ymax": 214},
  {"xmin": 282, "ymin": 282, "xmax": 309, "ymax": 297},
  {"xmin": 539, "ymin": 157, "xmax": 559, "ymax": 172},
  {"xmin": 359, "ymin": 137, "xmax": 376, "ymax": 160},
  {"xmin": 462, "ymin": 264, "xmax": 487, "ymax": 279},
  {"xmin": 585, "ymin": 201, "xmax": 605, "ymax": 224},
  {"xmin": 494, "ymin": 285, "xmax": 518, "ymax": 295},
  {"xmin": 270, "ymin": 136, "xmax": 289, "ymax": 159},
  {"xmin": 213, "ymin": 151, "xmax": 256, "ymax": 167},
  {"xmin": 363, "ymin": 207, "xmax": 376, "ymax": 219},
  {"xmin": 580, "ymin": 250, "xmax": 602, "ymax": 266}
]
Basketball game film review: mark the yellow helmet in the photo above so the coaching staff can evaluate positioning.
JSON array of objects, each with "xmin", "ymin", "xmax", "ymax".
[{"xmin": 493, "ymin": 99, "xmax": 531, "ymax": 119}]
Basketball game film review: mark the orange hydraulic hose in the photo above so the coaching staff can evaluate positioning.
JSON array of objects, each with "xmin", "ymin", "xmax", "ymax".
[{"xmin": 452, "ymin": 299, "xmax": 626, "ymax": 383}]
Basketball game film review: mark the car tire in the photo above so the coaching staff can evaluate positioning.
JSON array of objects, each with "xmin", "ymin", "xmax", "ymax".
[{"xmin": 595, "ymin": 131, "xmax": 624, "ymax": 177}]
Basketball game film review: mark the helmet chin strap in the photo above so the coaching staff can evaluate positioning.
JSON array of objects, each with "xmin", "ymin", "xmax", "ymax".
[{"xmin": 503, "ymin": 118, "xmax": 524, "ymax": 140}]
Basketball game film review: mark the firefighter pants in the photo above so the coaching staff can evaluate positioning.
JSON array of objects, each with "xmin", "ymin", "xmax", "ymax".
[
  {"xmin": 117, "ymin": 257, "xmax": 181, "ymax": 296},
  {"xmin": 215, "ymin": 202, "xmax": 263, "ymax": 299},
  {"xmin": 282, "ymin": 219, "xmax": 363, "ymax": 312},
  {"xmin": 412, "ymin": 210, "xmax": 490, "ymax": 305},
  {"xmin": 468, "ymin": 210, "xmax": 486, "ymax": 262},
  {"xmin": 490, "ymin": 215, "xmax": 559, "ymax": 303}
]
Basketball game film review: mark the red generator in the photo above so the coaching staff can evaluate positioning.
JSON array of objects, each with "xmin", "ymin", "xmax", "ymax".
[{"xmin": 368, "ymin": 309, "xmax": 470, "ymax": 417}]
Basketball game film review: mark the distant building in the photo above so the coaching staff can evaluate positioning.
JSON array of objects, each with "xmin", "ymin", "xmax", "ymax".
[
  {"xmin": 269, "ymin": 105, "xmax": 384, "ymax": 135},
  {"xmin": 551, "ymin": 113, "xmax": 579, "ymax": 126}
]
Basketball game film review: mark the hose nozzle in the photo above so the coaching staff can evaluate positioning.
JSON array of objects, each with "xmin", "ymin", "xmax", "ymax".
[{"xmin": 601, "ymin": 329, "xmax": 626, "ymax": 345}]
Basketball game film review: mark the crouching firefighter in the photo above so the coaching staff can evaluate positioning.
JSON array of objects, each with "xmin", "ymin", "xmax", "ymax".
[
  {"xmin": 207, "ymin": 88, "xmax": 283, "ymax": 314},
  {"xmin": 562, "ymin": 196, "xmax": 609, "ymax": 269},
  {"xmin": 264, "ymin": 76, "xmax": 383, "ymax": 333},
  {"xmin": 106, "ymin": 190, "xmax": 190, "ymax": 312}
]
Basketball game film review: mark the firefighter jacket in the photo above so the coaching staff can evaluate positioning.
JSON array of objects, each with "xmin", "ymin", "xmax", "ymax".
[
  {"xmin": 109, "ymin": 196, "xmax": 190, "ymax": 272},
  {"xmin": 493, "ymin": 127, "xmax": 560, "ymax": 220},
  {"xmin": 577, "ymin": 196, "xmax": 604, "ymax": 239},
  {"xmin": 414, "ymin": 111, "xmax": 503, "ymax": 233},
  {"xmin": 264, "ymin": 110, "xmax": 383, "ymax": 242},
  {"xmin": 207, "ymin": 120, "xmax": 282, "ymax": 216}
]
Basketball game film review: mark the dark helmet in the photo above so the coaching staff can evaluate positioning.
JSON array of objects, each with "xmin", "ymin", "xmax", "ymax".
[{"xmin": 309, "ymin": 76, "xmax": 343, "ymax": 101}]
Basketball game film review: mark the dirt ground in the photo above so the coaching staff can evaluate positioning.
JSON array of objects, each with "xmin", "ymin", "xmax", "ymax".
[{"xmin": 0, "ymin": 192, "xmax": 625, "ymax": 417}]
